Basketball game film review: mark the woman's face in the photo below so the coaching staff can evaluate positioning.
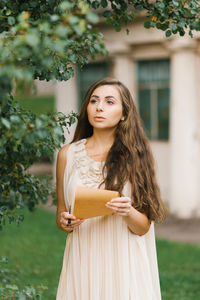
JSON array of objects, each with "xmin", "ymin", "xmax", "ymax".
[{"xmin": 87, "ymin": 85, "xmax": 123, "ymax": 130}]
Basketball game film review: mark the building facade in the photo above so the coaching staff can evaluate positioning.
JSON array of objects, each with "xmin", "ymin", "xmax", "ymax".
[{"xmin": 55, "ymin": 17, "xmax": 200, "ymax": 218}]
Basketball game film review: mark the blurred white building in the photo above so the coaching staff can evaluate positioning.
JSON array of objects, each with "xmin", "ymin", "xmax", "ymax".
[{"xmin": 40, "ymin": 16, "xmax": 200, "ymax": 218}]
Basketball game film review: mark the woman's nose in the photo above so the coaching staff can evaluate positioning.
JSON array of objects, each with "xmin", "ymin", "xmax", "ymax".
[{"xmin": 96, "ymin": 102, "xmax": 103, "ymax": 111}]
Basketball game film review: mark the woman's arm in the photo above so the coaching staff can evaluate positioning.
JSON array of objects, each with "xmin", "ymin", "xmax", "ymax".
[
  {"xmin": 106, "ymin": 197, "xmax": 150, "ymax": 235},
  {"xmin": 123, "ymin": 206, "xmax": 150, "ymax": 235},
  {"xmin": 56, "ymin": 145, "xmax": 84, "ymax": 233}
]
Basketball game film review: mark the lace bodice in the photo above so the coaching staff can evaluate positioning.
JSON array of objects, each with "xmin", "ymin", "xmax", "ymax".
[{"xmin": 72, "ymin": 139, "xmax": 105, "ymax": 188}]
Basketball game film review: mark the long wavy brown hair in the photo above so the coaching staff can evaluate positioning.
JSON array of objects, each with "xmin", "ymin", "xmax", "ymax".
[{"xmin": 72, "ymin": 77, "xmax": 168, "ymax": 223}]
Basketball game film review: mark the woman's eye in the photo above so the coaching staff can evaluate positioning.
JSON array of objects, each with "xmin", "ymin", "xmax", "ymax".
[
  {"xmin": 107, "ymin": 100, "xmax": 114, "ymax": 104},
  {"xmin": 90, "ymin": 99, "xmax": 97, "ymax": 104}
]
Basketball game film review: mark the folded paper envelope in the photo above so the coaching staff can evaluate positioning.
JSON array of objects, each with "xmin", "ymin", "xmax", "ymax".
[{"xmin": 73, "ymin": 186, "xmax": 119, "ymax": 219}]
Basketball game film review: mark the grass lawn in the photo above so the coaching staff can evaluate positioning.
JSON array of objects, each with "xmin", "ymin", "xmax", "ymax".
[
  {"xmin": 0, "ymin": 207, "xmax": 66, "ymax": 299},
  {"xmin": 15, "ymin": 95, "xmax": 55, "ymax": 116},
  {"xmin": 0, "ymin": 208, "xmax": 200, "ymax": 299},
  {"xmin": 158, "ymin": 239, "xmax": 200, "ymax": 300}
]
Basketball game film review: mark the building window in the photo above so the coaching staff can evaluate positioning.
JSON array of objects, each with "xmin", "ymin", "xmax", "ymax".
[
  {"xmin": 77, "ymin": 62, "xmax": 109, "ymax": 109},
  {"xmin": 137, "ymin": 59, "xmax": 170, "ymax": 140}
]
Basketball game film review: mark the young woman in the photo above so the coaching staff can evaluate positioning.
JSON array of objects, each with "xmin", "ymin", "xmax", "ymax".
[{"xmin": 56, "ymin": 77, "xmax": 168, "ymax": 300}]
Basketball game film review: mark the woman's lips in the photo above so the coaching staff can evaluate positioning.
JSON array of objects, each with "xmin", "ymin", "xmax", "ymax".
[{"xmin": 94, "ymin": 116, "xmax": 105, "ymax": 120}]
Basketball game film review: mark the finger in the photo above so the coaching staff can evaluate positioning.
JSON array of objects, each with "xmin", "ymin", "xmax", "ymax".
[
  {"xmin": 118, "ymin": 212, "xmax": 130, "ymax": 216},
  {"xmin": 71, "ymin": 220, "xmax": 85, "ymax": 226},
  {"xmin": 116, "ymin": 203, "xmax": 131, "ymax": 208},
  {"xmin": 63, "ymin": 213, "xmax": 77, "ymax": 220},
  {"xmin": 63, "ymin": 219, "xmax": 84, "ymax": 227},
  {"xmin": 106, "ymin": 203, "xmax": 131, "ymax": 209},
  {"xmin": 61, "ymin": 224, "xmax": 73, "ymax": 232},
  {"xmin": 105, "ymin": 204, "xmax": 115, "ymax": 211},
  {"xmin": 63, "ymin": 221, "xmax": 83, "ymax": 232},
  {"xmin": 106, "ymin": 204, "xmax": 131, "ymax": 214},
  {"xmin": 61, "ymin": 216, "xmax": 78, "ymax": 225},
  {"xmin": 109, "ymin": 197, "xmax": 131, "ymax": 203},
  {"xmin": 105, "ymin": 205, "xmax": 119, "ymax": 212},
  {"xmin": 60, "ymin": 219, "xmax": 72, "ymax": 227}
]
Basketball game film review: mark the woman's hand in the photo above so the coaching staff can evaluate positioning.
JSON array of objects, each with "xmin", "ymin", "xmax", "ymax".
[
  {"xmin": 57, "ymin": 211, "xmax": 84, "ymax": 233},
  {"xmin": 105, "ymin": 196, "xmax": 132, "ymax": 216},
  {"xmin": 105, "ymin": 197, "xmax": 150, "ymax": 235}
]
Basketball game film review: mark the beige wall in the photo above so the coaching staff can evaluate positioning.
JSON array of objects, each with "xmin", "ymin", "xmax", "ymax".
[
  {"xmin": 54, "ymin": 19, "xmax": 200, "ymax": 218},
  {"xmin": 151, "ymin": 142, "xmax": 170, "ymax": 203},
  {"xmin": 35, "ymin": 79, "xmax": 55, "ymax": 95}
]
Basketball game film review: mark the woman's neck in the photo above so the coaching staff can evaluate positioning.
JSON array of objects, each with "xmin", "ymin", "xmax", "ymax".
[{"xmin": 87, "ymin": 129, "xmax": 115, "ymax": 151}]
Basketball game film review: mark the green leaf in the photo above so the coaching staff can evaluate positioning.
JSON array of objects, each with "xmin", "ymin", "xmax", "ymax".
[
  {"xmin": 59, "ymin": 1, "xmax": 74, "ymax": 11},
  {"xmin": 189, "ymin": 30, "xmax": 193, "ymax": 38},
  {"xmin": 93, "ymin": 43, "xmax": 101, "ymax": 51},
  {"xmin": 73, "ymin": 24, "xmax": 84, "ymax": 36},
  {"xmin": 55, "ymin": 25, "xmax": 69, "ymax": 37},
  {"xmin": 13, "ymin": 128, "xmax": 26, "ymax": 139},
  {"xmin": 35, "ymin": 118, "xmax": 43, "ymax": 128},
  {"xmin": 1, "ymin": 118, "xmax": 11, "ymax": 129},
  {"xmin": 50, "ymin": 15, "xmax": 59, "ymax": 22},
  {"xmin": 155, "ymin": 2, "xmax": 165, "ymax": 9},
  {"xmin": 8, "ymin": 16, "xmax": 15, "ymax": 26},
  {"xmin": 172, "ymin": 0, "xmax": 179, "ymax": 7},
  {"xmin": 101, "ymin": 0, "xmax": 108, "ymax": 8},
  {"xmin": 10, "ymin": 115, "xmax": 21, "ymax": 123},
  {"xmin": 69, "ymin": 16, "xmax": 79, "ymax": 25},
  {"xmin": 135, "ymin": 4, "xmax": 143, "ymax": 11},
  {"xmin": 165, "ymin": 29, "xmax": 172, "ymax": 37},
  {"xmin": 144, "ymin": 21, "xmax": 151, "ymax": 29},
  {"xmin": 69, "ymin": 53, "xmax": 78, "ymax": 63},
  {"xmin": 191, "ymin": 9, "xmax": 197, "ymax": 15},
  {"xmin": 86, "ymin": 11, "xmax": 99, "ymax": 24},
  {"xmin": 53, "ymin": 126, "xmax": 63, "ymax": 137},
  {"xmin": 78, "ymin": 1, "xmax": 90, "ymax": 14},
  {"xmin": 6, "ymin": 284, "xmax": 19, "ymax": 291},
  {"xmin": 179, "ymin": 30, "xmax": 185, "ymax": 36},
  {"xmin": 5, "ymin": 9, "xmax": 11, "ymax": 16},
  {"xmin": 114, "ymin": 23, "xmax": 121, "ymax": 32},
  {"xmin": 26, "ymin": 33, "xmax": 40, "ymax": 47},
  {"xmin": 79, "ymin": 19, "xmax": 86, "ymax": 32},
  {"xmin": 156, "ymin": 22, "xmax": 169, "ymax": 31},
  {"xmin": 103, "ymin": 10, "xmax": 112, "ymax": 18},
  {"xmin": 178, "ymin": 20, "xmax": 185, "ymax": 28},
  {"xmin": 92, "ymin": 1, "xmax": 100, "ymax": 9},
  {"xmin": 39, "ymin": 22, "xmax": 50, "ymax": 33},
  {"xmin": 169, "ymin": 22, "xmax": 177, "ymax": 31},
  {"xmin": 159, "ymin": 2, "xmax": 165, "ymax": 9}
]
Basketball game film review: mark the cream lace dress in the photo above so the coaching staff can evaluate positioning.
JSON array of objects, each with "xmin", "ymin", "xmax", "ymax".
[{"xmin": 56, "ymin": 139, "xmax": 162, "ymax": 300}]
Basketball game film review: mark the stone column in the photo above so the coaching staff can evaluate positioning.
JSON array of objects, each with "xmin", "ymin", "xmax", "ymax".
[
  {"xmin": 112, "ymin": 54, "xmax": 136, "ymax": 102},
  {"xmin": 167, "ymin": 37, "xmax": 200, "ymax": 218},
  {"xmin": 56, "ymin": 72, "xmax": 79, "ymax": 144},
  {"xmin": 53, "ymin": 73, "xmax": 79, "ymax": 179}
]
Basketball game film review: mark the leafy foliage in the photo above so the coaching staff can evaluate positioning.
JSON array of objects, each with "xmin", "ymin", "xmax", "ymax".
[
  {"xmin": 141, "ymin": 0, "xmax": 200, "ymax": 38},
  {"xmin": 1, "ymin": 1, "xmax": 200, "ymax": 298},
  {"xmin": 0, "ymin": 1, "xmax": 107, "ymax": 85},
  {"xmin": 0, "ymin": 257, "xmax": 47, "ymax": 299},
  {"xmin": 0, "ymin": 0, "xmax": 200, "ymax": 229},
  {"xmin": 0, "ymin": 1, "xmax": 199, "ymax": 90},
  {"xmin": 0, "ymin": 97, "xmax": 77, "ymax": 229}
]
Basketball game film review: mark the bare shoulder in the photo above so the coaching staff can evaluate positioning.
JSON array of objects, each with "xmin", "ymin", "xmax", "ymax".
[
  {"xmin": 57, "ymin": 144, "xmax": 71, "ymax": 160},
  {"xmin": 56, "ymin": 144, "xmax": 71, "ymax": 179},
  {"xmin": 56, "ymin": 144, "xmax": 72, "ymax": 171}
]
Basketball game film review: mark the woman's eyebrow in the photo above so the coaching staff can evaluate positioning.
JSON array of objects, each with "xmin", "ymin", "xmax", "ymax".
[
  {"xmin": 91, "ymin": 95, "xmax": 118, "ymax": 100},
  {"xmin": 105, "ymin": 96, "xmax": 117, "ymax": 100}
]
